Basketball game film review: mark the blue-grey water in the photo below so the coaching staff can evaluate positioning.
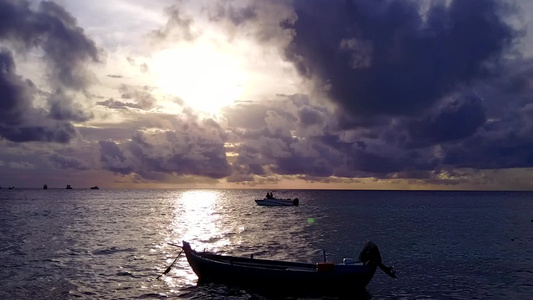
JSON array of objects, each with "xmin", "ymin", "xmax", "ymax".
[{"xmin": 0, "ymin": 189, "xmax": 532, "ymax": 299}]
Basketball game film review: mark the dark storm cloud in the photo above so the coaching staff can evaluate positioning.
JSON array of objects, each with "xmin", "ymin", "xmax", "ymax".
[
  {"xmin": 226, "ymin": 96, "xmax": 432, "ymax": 180},
  {"xmin": 438, "ymin": 85, "xmax": 533, "ymax": 170},
  {"xmin": 272, "ymin": 139, "xmax": 341, "ymax": 177},
  {"xmin": 0, "ymin": 0, "xmax": 100, "ymax": 143},
  {"xmin": 405, "ymin": 93, "xmax": 487, "ymax": 147},
  {"xmin": 298, "ymin": 105, "xmax": 325, "ymax": 128},
  {"xmin": 48, "ymin": 90, "xmax": 93, "ymax": 122},
  {"xmin": 49, "ymin": 153, "xmax": 88, "ymax": 170},
  {"xmin": 226, "ymin": 99, "xmax": 342, "ymax": 181},
  {"xmin": 224, "ymin": 95, "xmax": 443, "ymax": 182},
  {"xmin": 99, "ymin": 140, "xmax": 134, "ymax": 174},
  {"xmin": 403, "ymin": 57, "xmax": 533, "ymax": 171},
  {"xmin": 0, "ymin": 48, "xmax": 77, "ymax": 143},
  {"xmin": 0, "ymin": 49, "xmax": 35, "ymax": 127},
  {"xmin": 224, "ymin": 0, "xmax": 533, "ymax": 184},
  {"xmin": 230, "ymin": 128, "xmax": 342, "ymax": 180},
  {"xmin": 284, "ymin": 0, "xmax": 518, "ymax": 118},
  {"xmin": 442, "ymin": 120, "xmax": 533, "ymax": 170},
  {"xmin": 98, "ymin": 116, "xmax": 232, "ymax": 180},
  {"xmin": 0, "ymin": 0, "xmax": 100, "ymax": 90},
  {"xmin": 0, "ymin": 122, "xmax": 76, "ymax": 143}
]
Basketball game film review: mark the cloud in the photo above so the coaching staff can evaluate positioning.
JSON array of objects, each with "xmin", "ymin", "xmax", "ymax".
[
  {"xmin": 99, "ymin": 140, "xmax": 134, "ymax": 174},
  {"xmin": 154, "ymin": 0, "xmax": 296, "ymax": 50},
  {"xmin": 283, "ymin": 0, "xmax": 518, "ymax": 118},
  {"xmin": 206, "ymin": 0, "xmax": 295, "ymax": 43},
  {"xmin": 118, "ymin": 85, "xmax": 157, "ymax": 110},
  {"xmin": 150, "ymin": 5, "xmax": 198, "ymax": 42},
  {"xmin": 1, "ymin": 0, "xmax": 532, "ymax": 189},
  {"xmin": 0, "ymin": 48, "xmax": 36, "ymax": 126},
  {"xmin": 98, "ymin": 0, "xmax": 532, "ymax": 187},
  {"xmin": 47, "ymin": 90, "xmax": 93, "ymax": 122},
  {"xmin": 0, "ymin": 0, "xmax": 101, "ymax": 144},
  {"xmin": 0, "ymin": 48, "xmax": 78, "ymax": 143},
  {"xmin": 440, "ymin": 101, "xmax": 533, "ymax": 169},
  {"xmin": 49, "ymin": 153, "xmax": 88, "ymax": 170},
  {"xmin": 98, "ymin": 115, "xmax": 232, "ymax": 179},
  {"xmin": 96, "ymin": 85, "xmax": 157, "ymax": 110},
  {"xmin": 8, "ymin": 161, "xmax": 34, "ymax": 170},
  {"xmin": 405, "ymin": 93, "xmax": 487, "ymax": 147},
  {"xmin": 0, "ymin": 0, "xmax": 100, "ymax": 90}
]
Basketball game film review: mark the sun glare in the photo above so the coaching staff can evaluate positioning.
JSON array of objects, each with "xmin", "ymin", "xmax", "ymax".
[{"xmin": 152, "ymin": 45, "xmax": 247, "ymax": 114}]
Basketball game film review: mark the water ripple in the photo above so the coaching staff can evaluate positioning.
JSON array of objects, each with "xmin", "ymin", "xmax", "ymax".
[{"xmin": 1, "ymin": 189, "xmax": 532, "ymax": 299}]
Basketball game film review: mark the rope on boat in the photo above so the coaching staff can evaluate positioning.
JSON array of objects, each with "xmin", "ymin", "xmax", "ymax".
[{"xmin": 156, "ymin": 246, "xmax": 183, "ymax": 279}]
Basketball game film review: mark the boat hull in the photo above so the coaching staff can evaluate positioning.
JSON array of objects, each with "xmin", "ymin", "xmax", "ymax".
[
  {"xmin": 254, "ymin": 198, "xmax": 299, "ymax": 206},
  {"xmin": 182, "ymin": 241, "xmax": 376, "ymax": 297}
]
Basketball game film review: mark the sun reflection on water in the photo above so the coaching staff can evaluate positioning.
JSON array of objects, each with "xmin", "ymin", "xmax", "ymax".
[
  {"xmin": 174, "ymin": 190, "xmax": 225, "ymax": 248},
  {"xmin": 158, "ymin": 190, "xmax": 229, "ymax": 290}
]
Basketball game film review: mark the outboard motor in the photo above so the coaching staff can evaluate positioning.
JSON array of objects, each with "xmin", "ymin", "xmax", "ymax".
[
  {"xmin": 358, "ymin": 241, "xmax": 396, "ymax": 278},
  {"xmin": 293, "ymin": 198, "xmax": 299, "ymax": 206}
]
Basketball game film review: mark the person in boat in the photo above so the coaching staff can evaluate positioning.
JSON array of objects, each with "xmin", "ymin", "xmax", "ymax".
[{"xmin": 266, "ymin": 192, "xmax": 274, "ymax": 199}]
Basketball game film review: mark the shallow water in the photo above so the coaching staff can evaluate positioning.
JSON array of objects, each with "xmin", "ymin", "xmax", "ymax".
[{"xmin": 0, "ymin": 189, "xmax": 531, "ymax": 299}]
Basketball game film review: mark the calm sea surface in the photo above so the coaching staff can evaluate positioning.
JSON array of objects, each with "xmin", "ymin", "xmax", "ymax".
[{"xmin": 0, "ymin": 189, "xmax": 532, "ymax": 299}]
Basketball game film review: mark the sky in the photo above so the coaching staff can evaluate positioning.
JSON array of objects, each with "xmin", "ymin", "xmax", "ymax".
[{"xmin": 0, "ymin": 0, "xmax": 532, "ymax": 190}]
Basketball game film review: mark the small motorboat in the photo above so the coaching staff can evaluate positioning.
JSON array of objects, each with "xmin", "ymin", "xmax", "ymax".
[
  {"xmin": 255, "ymin": 197, "xmax": 299, "ymax": 206},
  {"xmin": 90, "ymin": 186, "xmax": 99, "ymax": 190},
  {"xmin": 161, "ymin": 240, "xmax": 396, "ymax": 297}
]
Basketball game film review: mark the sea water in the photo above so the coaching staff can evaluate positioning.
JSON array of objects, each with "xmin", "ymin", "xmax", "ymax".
[{"xmin": 0, "ymin": 189, "xmax": 532, "ymax": 299}]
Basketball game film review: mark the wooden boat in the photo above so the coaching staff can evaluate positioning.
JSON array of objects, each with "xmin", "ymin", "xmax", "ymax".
[
  {"xmin": 174, "ymin": 240, "xmax": 395, "ymax": 297},
  {"xmin": 255, "ymin": 197, "xmax": 299, "ymax": 206}
]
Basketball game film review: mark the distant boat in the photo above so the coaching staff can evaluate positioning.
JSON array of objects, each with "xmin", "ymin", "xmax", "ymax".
[
  {"xmin": 256, "ymin": 192, "xmax": 299, "ymax": 206},
  {"xmin": 255, "ymin": 197, "xmax": 299, "ymax": 206},
  {"xmin": 66, "ymin": 185, "xmax": 72, "ymax": 189},
  {"xmin": 43, "ymin": 184, "xmax": 48, "ymax": 190},
  {"xmin": 90, "ymin": 186, "xmax": 99, "ymax": 190}
]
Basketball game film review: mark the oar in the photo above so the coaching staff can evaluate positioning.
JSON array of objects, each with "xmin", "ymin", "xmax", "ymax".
[
  {"xmin": 156, "ymin": 249, "xmax": 183, "ymax": 279},
  {"xmin": 167, "ymin": 242, "xmax": 182, "ymax": 248}
]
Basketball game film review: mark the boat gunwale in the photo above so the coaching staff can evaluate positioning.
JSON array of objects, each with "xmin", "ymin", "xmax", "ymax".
[
  {"xmin": 179, "ymin": 240, "xmax": 381, "ymax": 297},
  {"xmin": 184, "ymin": 241, "xmax": 373, "ymax": 275}
]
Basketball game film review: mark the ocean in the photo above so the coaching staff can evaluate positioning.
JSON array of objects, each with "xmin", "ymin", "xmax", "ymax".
[{"xmin": 0, "ymin": 189, "xmax": 531, "ymax": 299}]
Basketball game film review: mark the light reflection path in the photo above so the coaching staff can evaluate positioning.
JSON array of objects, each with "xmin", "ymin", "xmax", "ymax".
[
  {"xmin": 173, "ymin": 190, "xmax": 227, "ymax": 250},
  {"xmin": 161, "ymin": 190, "xmax": 225, "ymax": 289},
  {"xmin": 156, "ymin": 189, "xmax": 318, "ymax": 295}
]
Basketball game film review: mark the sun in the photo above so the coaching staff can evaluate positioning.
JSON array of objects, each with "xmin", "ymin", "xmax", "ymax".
[{"xmin": 152, "ymin": 44, "xmax": 247, "ymax": 114}]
